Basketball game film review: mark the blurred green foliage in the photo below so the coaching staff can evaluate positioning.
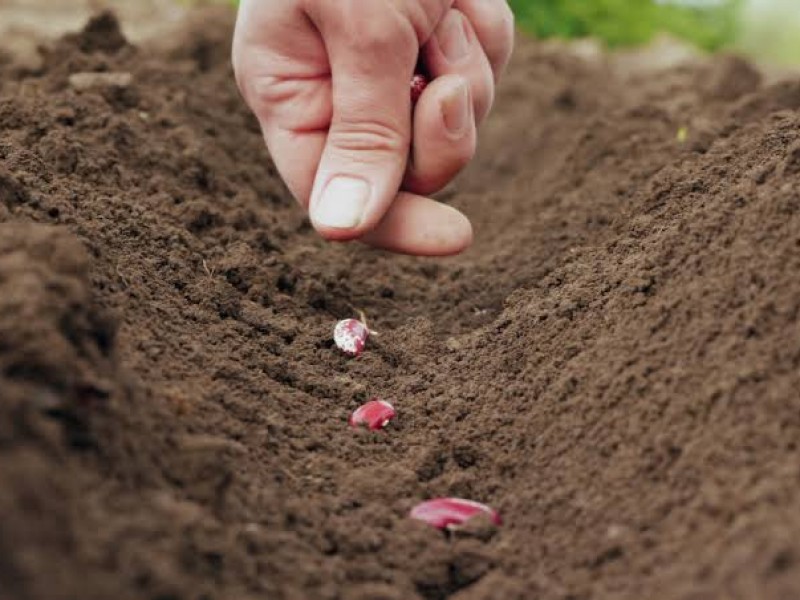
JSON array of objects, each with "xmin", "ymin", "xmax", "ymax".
[
  {"xmin": 737, "ymin": 0, "xmax": 800, "ymax": 65},
  {"xmin": 508, "ymin": 0, "xmax": 740, "ymax": 50}
]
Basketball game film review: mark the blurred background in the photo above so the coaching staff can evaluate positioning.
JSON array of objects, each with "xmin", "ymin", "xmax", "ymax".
[
  {"xmin": 0, "ymin": 0, "xmax": 798, "ymax": 66},
  {"xmin": 509, "ymin": 0, "xmax": 800, "ymax": 65}
]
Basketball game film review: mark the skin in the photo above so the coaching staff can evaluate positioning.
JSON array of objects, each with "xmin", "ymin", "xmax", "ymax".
[{"xmin": 232, "ymin": 0, "xmax": 514, "ymax": 256}]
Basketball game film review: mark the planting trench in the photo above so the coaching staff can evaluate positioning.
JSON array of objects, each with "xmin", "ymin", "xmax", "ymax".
[{"xmin": 1, "ymin": 9, "xmax": 800, "ymax": 600}]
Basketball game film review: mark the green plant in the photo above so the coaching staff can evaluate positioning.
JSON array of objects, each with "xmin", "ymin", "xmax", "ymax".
[{"xmin": 508, "ymin": 0, "xmax": 740, "ymax": 50}]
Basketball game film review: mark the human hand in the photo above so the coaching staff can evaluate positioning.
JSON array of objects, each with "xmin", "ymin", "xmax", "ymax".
[{"xmin": 232, "ymin": 0, "xmax": 513, "ymax": 255}]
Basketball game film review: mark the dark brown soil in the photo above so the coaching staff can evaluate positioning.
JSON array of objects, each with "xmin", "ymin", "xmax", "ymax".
[{"xmin": 2, "ymin": 10, "xmax": 800, "ymax": 600}]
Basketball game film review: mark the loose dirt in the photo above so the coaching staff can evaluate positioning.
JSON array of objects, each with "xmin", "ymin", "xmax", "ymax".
[{"xmin": 1, "ymin": 10, "xmax": 800, "ymax": 600}]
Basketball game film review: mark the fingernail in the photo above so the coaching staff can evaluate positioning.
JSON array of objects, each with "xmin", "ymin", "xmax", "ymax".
[
  {"xmin": 438, "ymin": 13, "xmax": 469, "ymax": 63},
  {"xmin": 313, "ymin": 176, "xmax": 369, "ymax": 229},
  {"xmin": 441, "ymin": 81, "xmax": 470, "ymax": 136}
]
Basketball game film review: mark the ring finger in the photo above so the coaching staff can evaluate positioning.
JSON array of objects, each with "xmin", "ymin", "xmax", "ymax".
[
  {"xmin": 421, "ymin": 8, "xmax": 495, "ymax": 125},
  {"xmin": 454, "ymin": 0, "xmax": 515, "ymax": 80}
]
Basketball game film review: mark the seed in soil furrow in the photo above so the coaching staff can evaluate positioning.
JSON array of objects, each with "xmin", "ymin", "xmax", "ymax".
[
  {"xmin": 349, "ymin": 399, "xmax": 396, "ymax": 430},
  {"xmin": 410, "ymin": 498, "xmax": 502, "ymax": 530},
  {"xmin": 333, "ymin": 318, "xmax": 370, "ymax": 357}
]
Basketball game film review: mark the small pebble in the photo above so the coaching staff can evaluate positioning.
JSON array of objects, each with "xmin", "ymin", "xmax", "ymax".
[{"xmin": 69, "ymin": 71, "xmax": 132, "ymax": 91}]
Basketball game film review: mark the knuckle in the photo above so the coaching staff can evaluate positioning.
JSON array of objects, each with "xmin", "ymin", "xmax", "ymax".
[
  {"xmin": 242, "ymin": 73, "xmax": 281, "ymax": 116},
  {"xmin": 358, "ymin": 23, "xmax": 411, "ymax": 58},
  {"xmin": 483, "ymin": 3, "xmax": 514, "ymax": 75},
  {"xmin": 402, "ymin": 2, "xmax": 440, "ymax": 44},
  {"xmin": 489, "ymin": 2, "xmax": 515, "ymax": 44},
  {"xmin": 231, "ymin": 50, "xmax": 262, "ymax": 102},
  {"xmin": 234, "ymin": 64, "xmax": 299, "ymax": 120},
  {"xmin": 329, "ymin": 118, "xmax": 408, "ymax": 157},
  {"xmin": 334, "ymin": 1, "xmax": 416, "ymax": 59},
  {"xmin": 248, "ymin": 75, "xmax": 282, "ymax": 107}
]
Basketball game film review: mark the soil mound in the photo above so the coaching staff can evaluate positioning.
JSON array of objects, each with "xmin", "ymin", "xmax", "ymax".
[{"xmin": 1, "ymin": 11, "xmax": 799, "ymax": 600}]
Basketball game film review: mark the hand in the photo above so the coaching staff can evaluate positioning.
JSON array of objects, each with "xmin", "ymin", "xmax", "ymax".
[{"xmin": 232, "ymin": 0, "xmax": 514, "ymax": 255}]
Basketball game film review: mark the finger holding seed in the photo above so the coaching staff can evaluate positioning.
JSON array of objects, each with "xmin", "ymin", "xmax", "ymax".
[
  {"xmin": 421, "ymin": 8, "xmax": 497, "ymax": 125},
  {"xmin": 233, "ymin": 0, "xmax": 510, "ymax": 256},
  {"xmin": 403, "ymin": 73, "xmax": 476, "ymax": 195}
]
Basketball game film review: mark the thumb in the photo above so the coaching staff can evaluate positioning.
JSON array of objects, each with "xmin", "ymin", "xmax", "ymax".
[{"xmin": 305, "ymin": 5, "xmax": 417, "ymax": 240}]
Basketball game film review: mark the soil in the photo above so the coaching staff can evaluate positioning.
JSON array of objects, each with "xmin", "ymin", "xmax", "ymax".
[
  {"xmin": 0, "ymin": 0, "xmax": 188, "ymax": 66},
  {"xmin": 1, "ymin": 9, "xmax": 800, "ymax": 600}
]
